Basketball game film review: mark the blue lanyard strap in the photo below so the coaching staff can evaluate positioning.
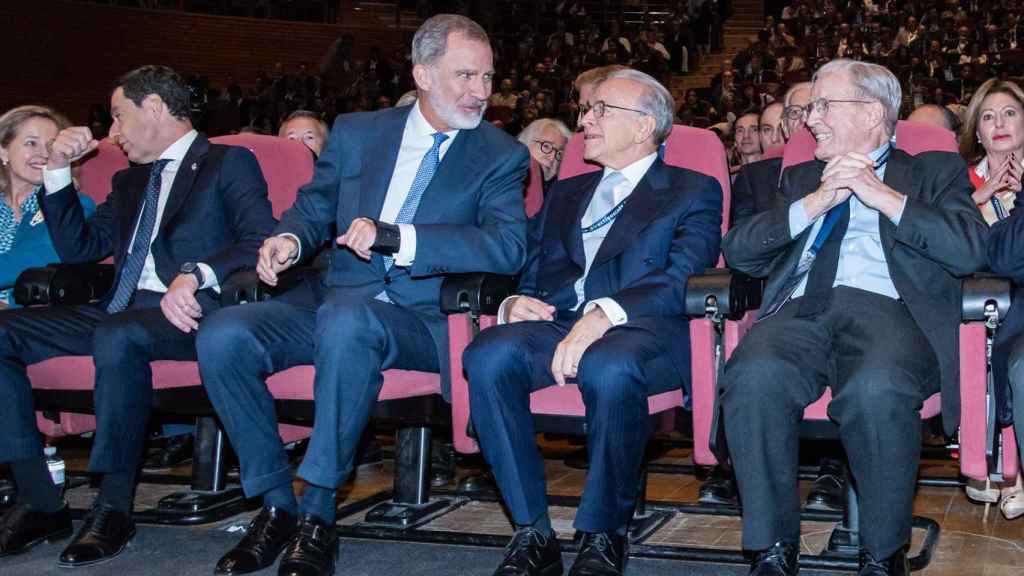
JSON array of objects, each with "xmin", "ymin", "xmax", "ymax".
[
  {"xmin": 581, "ymin": 196, "xmax": 628, "ymax": 234},
  {"xmin": 808, "ymin": 144, "xmax": 892, "ymax": 255}
]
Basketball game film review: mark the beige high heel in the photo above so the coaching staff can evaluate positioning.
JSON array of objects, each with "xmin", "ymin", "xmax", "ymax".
[{"xmin": 999, "ymin": 476, "xmax": 1024, "ymax": 520}]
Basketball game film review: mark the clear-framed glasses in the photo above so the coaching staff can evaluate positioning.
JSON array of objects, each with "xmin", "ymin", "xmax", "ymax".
[
  {"xmin": 782, "ymin": 105, "xmax": 807, "ymax": 121},
  {"xmin": 532, "ymin": 140, "xmax": 564, "ymax": 159},
  {"xmin": 802, "ymin": 97, "xmax": 874, "ymax": 118},
  {"xmin": 579, "ymin": 100, "xmax": 649, "ymax": 120}
]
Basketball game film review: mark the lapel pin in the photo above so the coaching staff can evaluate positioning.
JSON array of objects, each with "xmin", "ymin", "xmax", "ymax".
[{"xmin": 191, "ymin": 162, "xmax": 198, "ymax": 171}]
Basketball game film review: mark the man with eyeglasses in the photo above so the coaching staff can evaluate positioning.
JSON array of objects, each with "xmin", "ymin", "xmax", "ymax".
[
  {"xmin": 464, "ymin": 69, "xmax": 722, "ymax": 576},
  {"xmin": 721, "ymin": 59, "xmax": 987, "ymax": 576},
  {"xmin": 518, "ymin": 118, "xmax": 571, "ymax": 185}
]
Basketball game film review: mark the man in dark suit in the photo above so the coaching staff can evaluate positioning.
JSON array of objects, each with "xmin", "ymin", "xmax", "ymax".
[
  {"xmin": 196, "ymin": 14, "xmax": 529, "ymax": 576},
  {"xmin": 464, "ymin": 69, "xmax": 722, "ymax": 576},
  {"xmin": 720, "ymin": 60, "xmax": 988, "ymax": 576},
  {"xmin": 0, "ymin": 65, "xmax": 275, "ymax": 565}
]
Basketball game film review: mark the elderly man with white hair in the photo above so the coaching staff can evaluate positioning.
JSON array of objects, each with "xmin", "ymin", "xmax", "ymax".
[
  {"xmin": 721, "ymin": 59, "xmax": 988, "ymax": 576},
  {"xmin": 464, "ymin": 68, "xmax": 722, "ymax": 576},
  {"xmin": 518, "ymin": 118, "xmax": 571, "ymax": 185}
]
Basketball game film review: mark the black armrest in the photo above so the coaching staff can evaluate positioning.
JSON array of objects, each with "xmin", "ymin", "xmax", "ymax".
[
  {"xmin": 440, "ymin": 273, "xmax": 518, "ymax": 316},
  {"xmin": 14, "ymin": 263, "xmax": 115, "ymax": 306},
  {"xmin": 962, "ymin": 274, "xmax": 1012, "ymax": 323},
  {"xmin": 220, "ymin": 266, "xmax": 318, "ymax": 306},
  {"xmin": 684, "ymin": 268, "xmax": 765, "ymax": 320}
]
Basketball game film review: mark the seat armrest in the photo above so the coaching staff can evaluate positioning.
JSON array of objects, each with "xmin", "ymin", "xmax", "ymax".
[
  {"xmin": 14, "ymin": 263, "xmax": 115, "ymax": 306},
  {"xmin": 440, "ymin": 273, "xmax": 518, "ymax": 316},
  {"xmin": 962, "ymin": 275, "xmax": 1011, "ymax": 323},
  {"xmin": 220, "ymin": 266, "xmax": 318, "ymax": 306},
  {"xmin": 684, "ymin": 268, "xmax": 764, "ymax": 320}
]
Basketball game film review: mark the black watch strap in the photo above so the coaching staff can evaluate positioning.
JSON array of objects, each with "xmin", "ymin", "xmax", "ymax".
[{"xmin": 370, "ymin": 220, "xmax": 402, "ymax": 255}]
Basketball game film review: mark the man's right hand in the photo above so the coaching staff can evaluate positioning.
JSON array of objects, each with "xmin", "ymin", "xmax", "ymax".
[
  {"xmin": 803, "ymin": 155, "xmax": 858, "ymax": 220},
  {"xmin": 47, "ymin": 127, "xmax": 99, "ymax": 171},
  {"xmin": 506, "ymin": 295, "xmax": 556, "ymax": 323},
  {"xmin": 256, "ymin": 236, "xmax": 299, "ymax": 286}
]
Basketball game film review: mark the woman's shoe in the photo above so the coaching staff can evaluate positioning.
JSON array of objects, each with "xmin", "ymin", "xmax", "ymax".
[
  {"xmin": 966, "ymin": 478, "xmax": 1000, "ymax": 503},
  {"xmin": 999, "ymin": 476, "xmax": 1024, "ymax": 520}
]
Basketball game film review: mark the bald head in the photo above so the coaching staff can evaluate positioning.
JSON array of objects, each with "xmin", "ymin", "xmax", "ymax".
[{"xmin": 907, "ymin": 104, "xmax": 959, "ymax": 133}]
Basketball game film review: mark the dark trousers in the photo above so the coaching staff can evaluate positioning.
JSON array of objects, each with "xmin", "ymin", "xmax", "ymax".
[
  {"xmin": 1005, "ymin": 336, "xmax": 1024, "ymax": 465},
  {"xmin": 0, "ymin": 290, "xmax": 212, "ymax": 473},
  {"xmin": 721, "ymin": 287, "xmax": 938, "ymax": 560},
  {"xmin": 464, "ymin": 313, "xmax": 683, "ymax": 534},
  {"xmin": 196, "ymin": 279, "xmax": 439, "ymax": 496}
]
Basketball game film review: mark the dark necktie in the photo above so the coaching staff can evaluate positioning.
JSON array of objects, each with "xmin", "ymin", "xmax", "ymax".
[{"xmin": 107, "ymin": 159, "xmax": 171, "ymax": 313}]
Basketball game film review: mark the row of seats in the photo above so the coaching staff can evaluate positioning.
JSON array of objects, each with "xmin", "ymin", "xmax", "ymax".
[{"xmin": 21, "ymin": 123, "xmax": 1016, "ymax": 550}]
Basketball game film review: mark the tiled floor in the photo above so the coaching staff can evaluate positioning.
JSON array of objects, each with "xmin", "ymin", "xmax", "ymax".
[{"xmin": 58, "ymin": 436, "xmax": 1024, "ymax": 575}]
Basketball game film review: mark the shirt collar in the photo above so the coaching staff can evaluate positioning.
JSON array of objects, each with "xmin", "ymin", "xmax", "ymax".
[
  {"xmin": 603, "ymin": 151, "xmax": 659, "ymax": 188},
  {"xmin": 158, "ymin": 130, "xmax": 199, "ymax": 164},
  {"xmin": 408, "ymin": 100, "xmax": 459, "ymax": 141}
]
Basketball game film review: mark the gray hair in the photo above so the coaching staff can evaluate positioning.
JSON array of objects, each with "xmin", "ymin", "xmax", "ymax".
[
  {"xmin": 517, "ymin": 118, "xmax": 571, "ymax": 146},
  {"xmin": 813, "ymin": 59, "xmax": 901, "ymax": 135},
  {"xmin": 395, "ymin": 90, "xmax": 418, "ymax": 107},
  {"xmin": 603, "ymin": 68, "xmax": 675, "ymax": 143},
  {"xmin": 783, "ymin": 82, "xmax": 811, "ymax": 107},
  {"xmin": 411, "ymin": 14, "xmax": 490, "ymax": 66}
]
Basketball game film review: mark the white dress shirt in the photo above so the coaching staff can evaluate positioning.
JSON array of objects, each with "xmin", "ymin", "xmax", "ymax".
[
  {"xmin": 44, "ymin": 130, "xmax": 219, "ymax": 293},
  {"xmin": 500, "ymin": 152, "xmax": 658, "ymax": 326}
]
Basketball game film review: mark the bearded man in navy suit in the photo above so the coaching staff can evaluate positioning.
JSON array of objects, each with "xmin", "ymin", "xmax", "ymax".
[{"xmin": 464, "ymin": 69, "xmax": 723, "ymax": 576}]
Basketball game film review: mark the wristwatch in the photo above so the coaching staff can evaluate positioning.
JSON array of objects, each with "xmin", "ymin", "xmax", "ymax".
[
  {"xmin": 180, "ymin": 262, "xmax": 205, "ymax": 288},
  {"xmin": 370, "ymin": 220, "xmax": 402, "ymax": 255}
]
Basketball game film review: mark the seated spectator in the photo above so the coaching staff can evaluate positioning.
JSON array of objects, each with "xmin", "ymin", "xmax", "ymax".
[
  {"xmin": 490, "ymin": 78, "xmax": 519, "ymax": 109},
  {"xmin": 573, "ymin": 64, "xmax": 630, "ymax": 122},
  {"xmin": 906, "ymin": 103, "xmax": 961, "ymax": 134},
  {"xmin": 395, "ymin": 90, "xmax": 418, "ymax": 107},
  {"xmin": 0, "ymin": 105, "xmax": 95, "ymax": 309},
  {"xmin": 465, "ymin": 68, "xmax": 721, "ymax": 576},
  {"xmin": 781, "ymin": 81, "xmax": 812, "ymax": 140},
  {"xmin": 760, "ymin": 101, "xmax": 786, "ymax": 150},
  {"xmin": 985, "ymin": 81, "xmax": 1024, "ymax": 523},
  {"xmin": 960, "ymin": 78, "xmax": 1024, "ymax": 226},
  {"xmin": 518, "ymin": 118, "xmax": 570, "ymax": 186},
  {"xmin": 277, "ymin": 109, "xmax": 327, "ymax": 157},
  {"xmin": 731, "ymin": 111, "xmax": 763, "ymax": 175},
  {"xmin": 721, "ymin": 59, "xmax": 987, "ymax": 576}
]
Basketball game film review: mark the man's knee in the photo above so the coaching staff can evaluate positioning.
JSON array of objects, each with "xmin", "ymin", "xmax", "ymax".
[
  {"xmin": 196, "ymin": 307, "xmax": 265, "ymax": 370},
  {"xmin": 833, "ymin": 368, "xmax": 922, "ymax": 423},
  {"xmin": 576, "ymin": 340, "xmax": 645, "ymax": 407},
  {"xmin": 92, "ymin": 317, "xmax": 149, "ymax": 367},
  {"xmin": 464, "ymin": 325, "xmax": 531, "ymax": 391},
  {"xmin": 314, "ymin": 299, "xmax": 376, "ymax": 342}
]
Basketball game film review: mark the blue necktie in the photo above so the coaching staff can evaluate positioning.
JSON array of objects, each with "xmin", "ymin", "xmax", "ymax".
[
  {"xmin": 107, "ymin": 159, "xmax": 171, "ymax": 313},
  {"xmin": 383, "ymin": 131, "xmax": 448, "ymax": 270}
]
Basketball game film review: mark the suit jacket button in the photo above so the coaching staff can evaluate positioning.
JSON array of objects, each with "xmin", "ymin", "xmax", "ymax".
[
  {"xmin": 644, "ymin": 258, "xmax": 655, "ymax": 265},
  {"xmin": 539, "ymin": 289, "xmax": 549, "ymax": 297},
  {"xmin": 384, "ymin": 275, "xmax": 392, "ymax": 285}
]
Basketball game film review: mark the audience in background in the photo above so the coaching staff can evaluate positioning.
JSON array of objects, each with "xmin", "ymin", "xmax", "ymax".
[
  {"xmin": 277, "ymin": 110, "xmax": 328, "ymax": 157},
  {"xmin": 517, "ymin": 118, "xmax": 570, "ymax": 184}
]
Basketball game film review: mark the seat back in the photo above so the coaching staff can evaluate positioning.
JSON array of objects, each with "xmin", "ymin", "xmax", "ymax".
[
  {"xmin": 77, "ymin": 139, "xmax": 129, "ymax": 204},
  {"xmin": 209, "ymin": 134, "xmax": 314, "ymax": 217},
  {"xmin": 781, "ymin": 119, "xmax": 958, "ymax": 171},
  {"xmin": 524, "ymin": 159, "xmax": 545, "ymax": 218}
]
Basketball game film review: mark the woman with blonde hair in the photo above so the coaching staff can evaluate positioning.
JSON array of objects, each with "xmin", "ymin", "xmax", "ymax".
[
  {"xmin": 960, "ymin": 78, "xmax": 1024, "ymax": 519},
  {"xmin": 0, "ymin": 105, "xmax": 95, "ymax": 308}
]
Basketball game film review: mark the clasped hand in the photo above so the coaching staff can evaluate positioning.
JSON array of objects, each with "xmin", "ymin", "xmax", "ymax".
[{"xmin": 805, "ymin": 152, "xmax": 903, "ymax": 220}]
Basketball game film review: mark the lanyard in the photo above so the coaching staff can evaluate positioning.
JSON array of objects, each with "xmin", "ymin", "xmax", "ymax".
[{"xmin": 581, "ymin": 195, "xmax": 628, "ymax": 234}]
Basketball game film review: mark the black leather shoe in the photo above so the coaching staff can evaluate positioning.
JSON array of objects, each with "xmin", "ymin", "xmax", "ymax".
[
  {"xmin": 0, "ymin": 502, "xmax": 72, "ymax": 557},
  {"xmin": 698, "ymin": 465, "xmax": 739, "ymax": 506},
  {"xmin": 277, "ymin": 514, "xmax": 337, "ymax": 576},
  {"xmin": 493, "ymin": 527, "xmax": 562, "ymax": 576},
  {"xmin": 805, "ymin": 458, "xmax": 844, "ymax": 512},
  {"xmin": 143, "ymin": 433, "xmax": 194, "ymax": 471},
  {"xmin": 216, "ymin": 506, "xmax": 298, "ymax": 575},
  {"xmin": 568, "ymin": 532, "xmax": 626, "ymax": 576},
  {"xmin": 58, "ymin": 503, "xmax": 135, "ymax": 567},
  {"xmin": 858, "ymin": 547, "xmax": 909, "ymax": 576},
  {"xmin": 430, "ymin": 440, "xmax": 455, "ymax": 487},
  {"xmin": 748, "ymin": 540, "xmax": 799, "ymax": 576},
  {"xmin": 0, "ymin": 479, "xmax": 16, "ymax": 511}
]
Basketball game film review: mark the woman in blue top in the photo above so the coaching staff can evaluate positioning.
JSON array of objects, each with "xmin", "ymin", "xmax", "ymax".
[{"xmin": 0, "ymin": 105, "xmax": 95, "ymax": 308}]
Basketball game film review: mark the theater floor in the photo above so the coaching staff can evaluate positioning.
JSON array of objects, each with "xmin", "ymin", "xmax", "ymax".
[{"xmin": 19, "ymin": 434, "xmax": 1024, "ymax": 575}]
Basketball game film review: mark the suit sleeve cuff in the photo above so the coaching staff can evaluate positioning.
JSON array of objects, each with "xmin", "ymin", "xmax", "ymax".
[
  {"xmin": 43, "ymin": 167, "xmax": 72, "ymax": 195},
  {"xmin": 278, "ymin": 233, "xmax": 303, "ymax": 262},
  {"xmin": 584, "ymin": 298, "xmax": 628, "ymax": 326},
  {"xmin": 196, "ymin": 263, "xmax": 219, "ymax": 293},
  {"xmin": 497, "ymin": 295, "xmax": 520, "ymax": 325},
  {"xmin": 789, "ymin": 199, "xmax": 813, "ymax": 238},
  {"xmin": 393, "ymin": 224, "xmax": 416, "ymax": 267}
]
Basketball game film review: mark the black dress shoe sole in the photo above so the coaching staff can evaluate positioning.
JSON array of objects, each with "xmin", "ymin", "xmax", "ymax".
[
  {"xmin": 804, "ymin": 495, "xmax": 843, "ymax": 512},
  {"xmin": 56, "ymin": 527, "xmax": 136, "ymax": 568},
  {"xmin": 0, "ymin": 525, "xmax": 73, "ymax": 558}
]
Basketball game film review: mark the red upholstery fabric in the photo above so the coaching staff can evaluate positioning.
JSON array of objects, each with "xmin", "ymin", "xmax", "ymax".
[
  {"xmin": 77, "ymin": 139, "xmax": 129, "ymax": 204},
  {"xmin": 209, "ymin": 134, "xmax": 313, "ymax": 218},
  {"xmin": 781, "ymin": 120, "xmax": 959, "ymax": 172},
  {"xmin": 524, "ymin": 159, "xmax": 545, "ymax": 218}
]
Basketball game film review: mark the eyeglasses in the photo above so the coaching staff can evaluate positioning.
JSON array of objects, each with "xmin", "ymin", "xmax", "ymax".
[
  {"xmin": 782, "ymin": 105, "xmax": 807, "ymax": 121},
  {"xmin": 532, "ymin": 140, "xmax": 564, "ymax": 159},
  {"xmin": 801, "ymin": 98, "xmax": 875, "ymax": 118},
  {"xmin": 579, "ymin": 100, "xmax": 649, "ymax": 120}
]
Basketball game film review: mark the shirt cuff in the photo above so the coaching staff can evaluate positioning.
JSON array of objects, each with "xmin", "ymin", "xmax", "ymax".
[
  {"xmin": 196, "ymin": 263, "xmax": 220, "ymax": 293},
  {"xmin": 43, "ymin": 167, "xmax": 72, "ymax": 195},
  {"xmin": 278, "ymin": 233, "xmax": 303, "ymax": 263},
  {"xmin": 497, "ymin": 295, "xmax": 519, "ymax": 325},
  {"xmin": 393, "ymin": 224, "xmax": 416, "ymax": 267},
  {"xmin": 584, "ymin": 297, "xmax": 628, "ymax": 326},
  {"xmin": 789, "ymin": 199, "xmax": 813, "ymax": 238},
  {"xmin": 890, "ymin": 194, "xmax": 908, "ymax": 226}
]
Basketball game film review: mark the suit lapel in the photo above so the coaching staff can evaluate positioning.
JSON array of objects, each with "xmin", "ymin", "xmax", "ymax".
[
  {"xmin": 411, "ymin": 129, "xmax": 486, "ymax": 224},
  {"xmin": 359, "ymin": 107, "xmax": 411, "ymax": 220},
  {"xmin": 118, "ymin": 167, "xmax": 151, "ymax": 249},
  {"xmin": 561, "ymin": 171, "xmax": 603, "ymax": 271},
  {"xmin": 158, "ymin": 135, "xmax": 209, "ymax": 234},
  {"xmin": 591, "ymin": 161, "xmax": 673, "ymax": 269},
  {"xmin": 879, "ymin": 149, "xmax": 915, "ymax": 251}
]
